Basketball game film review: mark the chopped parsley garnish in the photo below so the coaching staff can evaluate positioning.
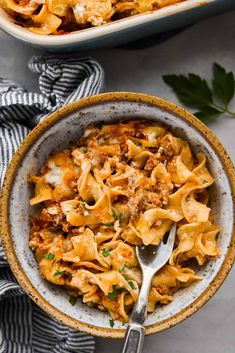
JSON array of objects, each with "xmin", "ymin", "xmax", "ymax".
[
  {"xmin": 128, "ymin": 281, "xmax": 136, "ymax": 290},
  {"xmin": 112, "ymin": 208, "xmax": 117, "ymax": 219},
  {"xmin": 109, "ymin": 319, "xmax": 115, "ymax": 328},
  {"xmin": 118, "ymin": 211, "xmax": 129, "ymax": 225},
  {"xmin": 43, "ymin": 253, "xmax": 55, "ymax": 260},
  {"xmin": 102, "ymin": 222, "xmax": 113, "ymax": 227},
  {"xmin": 81, "ymin": 201, "xmax": 88, "ymax": 209},
  {"xmin": 119, "ymin": 263, "xmax": 126, "ymax": 274},
  {"xmin": 111, "ymin": 208, "xmax": 129, "ymax": 225},
  {"xmin": 69, "ymin": 295, "xmax": 77, "ymax": 306},
  {"xmin": 102, "ymin": 249, "xmax": 112, "ymax": 257},
  {"xmin": 81, "ymin": 148, "xmax": 88, "ymax": 154},
  {"xmin": 53, "ymin": 269, "xmax": 65, "ymax": 276},
  {"xmin": 108, "ymin": 286, "xmax": 119, "ymax": 299},
  {"xmin": 108, "ymin": 285, "xmax": 127, "ymax": 299}
]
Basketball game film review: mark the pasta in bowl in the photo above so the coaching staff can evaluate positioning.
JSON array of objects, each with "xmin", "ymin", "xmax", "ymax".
[
  {"xmin": 1, "ymin": 93, "xmax": 234, "ymax": 337},
  {"xmin": 29, "ymin": 120, "xmax": 220, "ymax": 323}
]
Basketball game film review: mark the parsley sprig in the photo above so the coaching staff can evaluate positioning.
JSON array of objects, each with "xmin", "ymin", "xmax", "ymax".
[{"xmin": 163, "ymin": 63, "xmax": 235, "ymax": 122}]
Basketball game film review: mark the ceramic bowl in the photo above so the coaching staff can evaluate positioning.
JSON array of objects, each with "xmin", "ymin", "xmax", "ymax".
[
  {"xmin": 1, "ymin": 92, "xmax": 235, "ymax": 338},
  {"xmin": 0, "ymin": 0, "xmax": 235, "ymax": 51}
]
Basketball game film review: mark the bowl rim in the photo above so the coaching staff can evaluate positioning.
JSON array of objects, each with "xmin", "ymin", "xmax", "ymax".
[
  {"xmin": 0, "ymin": 0, "xmax": 211, "ymax": 47},
  {"xmin": 1, "ymin": 92, "xmax": 235, "ymax": 338}
]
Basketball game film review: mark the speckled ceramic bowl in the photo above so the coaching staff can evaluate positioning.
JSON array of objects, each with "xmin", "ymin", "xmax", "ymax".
[{"xmin": 1, "ymin": 93, "xmax": 235, "ymax": 338}]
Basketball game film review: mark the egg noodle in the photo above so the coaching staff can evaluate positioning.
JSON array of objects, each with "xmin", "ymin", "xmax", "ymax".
[
  {"xmin": 2, "ymin": 0, "xmax": 184, "ymax": 34},
  {"xmin": 29, "ymin": 121, "xmax": 220, "ymax": 323}
]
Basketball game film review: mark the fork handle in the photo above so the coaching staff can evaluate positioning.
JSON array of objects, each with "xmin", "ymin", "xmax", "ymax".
[
  {"xmin": 121, "ymin": 271, "xmax": 153, "ymax": 353},
  {"xmin": 121, "ymin": 323, "xmax": 145, "ymax": 353}
]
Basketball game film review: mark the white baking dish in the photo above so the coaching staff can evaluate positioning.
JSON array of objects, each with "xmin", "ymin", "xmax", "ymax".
[{"xmin": 0, "ymin": 1, "xmax": 234, "ymax": 52}]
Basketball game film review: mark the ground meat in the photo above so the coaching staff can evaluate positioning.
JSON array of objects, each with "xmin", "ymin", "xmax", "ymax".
[
  {"xmin": 160, "ymin": 136, "xmax": 175, "ymax": 158},
  {"xmin": 167, "ymin": 157, "xmax": 177, "ymax": 174},
  {"xmin": 156, "ymin": 284, "xmax": 171, "ymax": 295},
  {"xmin": 144, "ymin": 156, "xmax": 159, "ymax": 171},
  {"xmin": 142, "ymin": 191, "xmax": 162, "ymax": 209},
  {"xmin": 127, "ymin": 177, "xmax": 173, "ymax": 218},
  {"xmin": 39, "ymin": 203, "xmax": 63, "ymax": 226}
]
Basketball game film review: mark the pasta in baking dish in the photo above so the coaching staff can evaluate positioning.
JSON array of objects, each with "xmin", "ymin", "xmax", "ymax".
[
  {"xmin": 29, "ymin": 120, "xmax": 221, "ymax": 323},
  {"xmin": 1, "ymin": 0, "xmax": 184, "ymax": 35}
]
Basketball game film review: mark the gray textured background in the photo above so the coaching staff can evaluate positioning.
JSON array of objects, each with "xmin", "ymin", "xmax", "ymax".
[{"xmin": 0, "ymin": 9, "xmax": 235, "ymax": 353}]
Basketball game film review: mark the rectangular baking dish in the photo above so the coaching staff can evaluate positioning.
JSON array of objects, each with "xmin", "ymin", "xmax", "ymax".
[{"xmin": 0, "ymin": 0, "xmax": 234, "ymax": 51}]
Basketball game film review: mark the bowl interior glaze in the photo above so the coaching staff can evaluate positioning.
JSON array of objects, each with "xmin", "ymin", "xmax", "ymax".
[{"xmin": 2, "ymin": 94, "xmax": 235, "ymax": 338}]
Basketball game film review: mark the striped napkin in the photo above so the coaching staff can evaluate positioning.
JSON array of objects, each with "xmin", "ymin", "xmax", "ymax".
[{"xmin": 0, "ymin": 55, "xmax": 104, "ymax": 353}]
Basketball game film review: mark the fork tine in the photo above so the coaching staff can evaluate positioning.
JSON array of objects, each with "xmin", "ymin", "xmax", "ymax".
[
  {"xmin": 136, "ymin": 222, "xmax": 177, "ymax": 268},
  {"xmin": 152, "ymin": 222, "xmax": 176, "ymax": 264},
  {"xmin": 161, "ymin": 222, "xmax": 177, "ymax": 251}
]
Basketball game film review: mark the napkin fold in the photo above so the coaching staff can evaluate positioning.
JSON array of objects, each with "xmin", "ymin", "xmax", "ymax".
[{"xmin": 0, "ymin": 55, "xmax": 104, "ymax": 353}]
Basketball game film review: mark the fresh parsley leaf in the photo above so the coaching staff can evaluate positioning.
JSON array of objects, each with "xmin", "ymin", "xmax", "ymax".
[
  {"xmin": 108, "ymin": 286, "xmax": 119, "ymax": 299},
  {"xmin": 194, "ymin": 106, "xmax": 222, "ymax": 122},
  {"xmin": 43, "ymin": 253, "xmax": 55, "ymax": 260},
  {"xmin": 69, "ymin": 295, "xmax": 77, "ymax": 306},
  {"xmin": 109, "ymin": 319, "xmax": 115, "ymax": 328},
  {"xmin": 163, "ymin": 73, "xmax": 213, "ymax": 108},
  {"xmin": 122, "ymin": 321, "xmax": 126, "ymax": 326},
  {"xmin": 163, "ymin": 63, "xmax": 235, "ymax": 122},
  {"xmin": 102, "ymin": 249, "xmax": 112, "ymax": 257},
  {"xmin": 53, "ymin": 269, "xmax": 65, "ymax": 276},
  {"xmin": 213, "ymin": 63, "xmax": 235, "ymax": 106},
  {"xmin": 128, "ymin": 281, "xmax": 136, "ymax": 290}
]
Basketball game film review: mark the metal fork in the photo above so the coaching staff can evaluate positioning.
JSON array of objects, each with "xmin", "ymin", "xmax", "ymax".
[{"xmin": 121, "ymin": 223, "xmax": 177, "ymax": 353}]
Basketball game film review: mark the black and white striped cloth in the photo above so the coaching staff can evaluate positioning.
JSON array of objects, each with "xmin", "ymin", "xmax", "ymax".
[{"xmin": 0, "ymin": 55, "xmax": 104, "ymax": 353}]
